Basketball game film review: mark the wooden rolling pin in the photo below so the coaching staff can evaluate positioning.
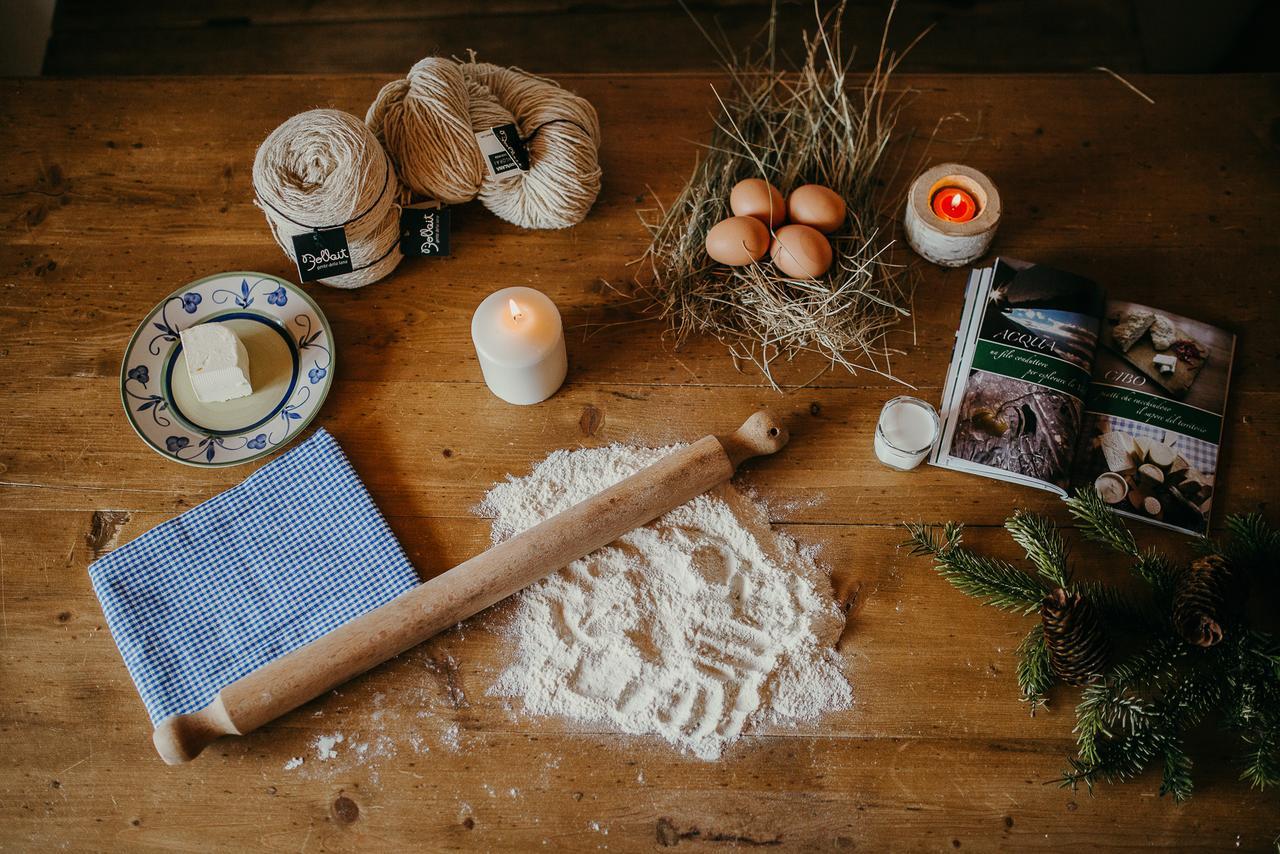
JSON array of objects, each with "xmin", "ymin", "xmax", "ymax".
[{"xmin": 153, "ymin": 410, "xmax": 788, "ymax": 764}]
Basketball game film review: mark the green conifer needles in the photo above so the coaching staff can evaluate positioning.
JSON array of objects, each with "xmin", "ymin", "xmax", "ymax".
[{"xmin": 903, "ymin": 490, "xmax": 1279, "ymax": 801}]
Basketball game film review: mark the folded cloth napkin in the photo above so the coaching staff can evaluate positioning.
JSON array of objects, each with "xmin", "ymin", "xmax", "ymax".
[{"xmin": 89, "ymin": 428, "xmax": 419, "ymax": 724}]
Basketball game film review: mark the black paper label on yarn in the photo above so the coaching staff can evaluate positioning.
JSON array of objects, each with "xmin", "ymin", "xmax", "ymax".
[
  {"xmin": 476, "ymin": 123, "xmax": 530, "ymax": 176},
  {"xmin": 399, "ymin": 205, "xmax": 451, "ymax": 257},
  {"xmin": 291, "ymin": 227, "xmax": 353, "ymax": 282}
]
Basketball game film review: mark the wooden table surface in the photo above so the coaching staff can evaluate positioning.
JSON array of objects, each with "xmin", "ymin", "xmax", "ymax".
[{"xmin": 1, "ymin": 72, "xmax": 1277, "ymax": 851}]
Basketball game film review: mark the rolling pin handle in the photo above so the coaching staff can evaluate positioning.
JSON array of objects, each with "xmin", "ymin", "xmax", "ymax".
[
  {"xmin": 152, "ymin": 696, "xmax": 236, "ymax": 765},
  {"xmin": 720, "ymin": 410, "xmax": 789, "ymax": 467}
]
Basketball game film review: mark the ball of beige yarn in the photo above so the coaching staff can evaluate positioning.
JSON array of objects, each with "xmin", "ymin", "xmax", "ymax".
[
  {"xmin": 253, "ymin": 109, "xmax": 404, "ymax": 289},
  {"xmin": 366, "ymin": 58, "xmax": 602, "ymax": 230}
]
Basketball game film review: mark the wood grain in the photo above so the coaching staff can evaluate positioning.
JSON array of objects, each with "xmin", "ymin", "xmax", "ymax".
[
  {"xmin": 1, "ymin": 73, "xmax": 1278, "ymax": 850},
  {"xmin": 44, "ymin": 1, "xmax": 1144, "ymax": 75}
]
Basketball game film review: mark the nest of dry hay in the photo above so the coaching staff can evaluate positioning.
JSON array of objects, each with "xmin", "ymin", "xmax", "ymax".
[{"xmin": 632, "ymin": 2, "xmax": 919, "ymax": 390}]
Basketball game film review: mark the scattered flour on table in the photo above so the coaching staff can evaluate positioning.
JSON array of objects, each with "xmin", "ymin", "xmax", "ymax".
[
  {"xmin": 312, "ymin": 732, "xmax": 344, "ymax": 760},
  {"xmin": 478, "ymin": 443, "xmax": 851, "ymax": 760}
]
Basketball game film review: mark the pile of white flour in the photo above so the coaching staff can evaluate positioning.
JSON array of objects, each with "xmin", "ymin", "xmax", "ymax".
[{"xmin": 479, "ymin": 444, "xmax": 851, "ymax": 760}]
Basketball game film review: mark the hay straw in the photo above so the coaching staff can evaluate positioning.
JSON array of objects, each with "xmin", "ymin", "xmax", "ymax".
[{"xmin": 630, "ymin": 1, "xmax": 918, "ymax": 390}]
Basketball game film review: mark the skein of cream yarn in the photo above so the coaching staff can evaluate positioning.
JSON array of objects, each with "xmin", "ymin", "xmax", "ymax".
[
  {"xmin": 253, "ymin": 109, "xmax": 404, "ymax": 289},
  {"xmin": 366, "ymin": 57, "xmax": 602, "ymax": 230}
]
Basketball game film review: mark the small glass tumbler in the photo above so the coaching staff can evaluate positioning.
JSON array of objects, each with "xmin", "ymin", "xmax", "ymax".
[{"xmin": 874, "ymin": 396, "xmax": 940, "ymax": 471}]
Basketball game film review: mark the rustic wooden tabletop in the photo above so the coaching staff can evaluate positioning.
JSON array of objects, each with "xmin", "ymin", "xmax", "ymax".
[{"xmin": 1, "ymin": 72, "xmax": 1277, "ymax": 851}]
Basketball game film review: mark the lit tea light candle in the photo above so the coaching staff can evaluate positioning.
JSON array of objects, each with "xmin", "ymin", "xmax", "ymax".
[
  {"xmin": 471, "ymin": 286, "xmax": 568, "ymax": 405},
  {"xmin": 904, "ymin": 163, "xmax": 1001, "ymax": 267},
  {"xmin": 931, "ymin": 186, "xmax": 977, "ymax": 223},
  {"xmin": 874, "ymin": 396, "xmax": 940, "ymax": 471}
]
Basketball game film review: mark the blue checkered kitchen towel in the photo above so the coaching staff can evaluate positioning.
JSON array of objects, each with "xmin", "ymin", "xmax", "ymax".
[{"xmin": 88, "ymin": 429, "xmax": 420, "ymax": 724}]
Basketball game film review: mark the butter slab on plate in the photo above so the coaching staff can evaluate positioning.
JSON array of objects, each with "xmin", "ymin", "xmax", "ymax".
[{"xmin": 120, "ymin": 272, "xmax": 335, "ymax": 467}]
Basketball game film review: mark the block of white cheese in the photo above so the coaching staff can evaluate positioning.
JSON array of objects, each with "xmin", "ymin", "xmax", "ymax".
[
  {"xmin": 1153, "ymin": 353, "xmax": 1177, "ymax": 375},
  {"xmin": 180, "ymin": 323, "xmax": 253, "ymax": 403}
]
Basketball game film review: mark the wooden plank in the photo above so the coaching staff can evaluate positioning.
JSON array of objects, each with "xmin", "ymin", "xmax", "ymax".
[
  {"xmin": 0, "ymin": 379, "xmax": 1276, "ymax": 525},
  {"xmin": 2, "ymin": 514, "xmax": 1277, "ymax": 851},
  {"xmin": 5, "ymin": 76, "xmax": 1275, "ymax": 248},
  {"xmin": 52, "ymin": 0, "xmax": 774, "ymax": 28},
  {"xmin": 0, "ymin": 75, "xmax": 1275, "ymax": 393},
  {"xmin": 1, "ymin": 72, "xmax": 1278, "ymax": 851},
  {"xmin": 43, "ymin": 1, "xmax": 1143, "ymax": 76}
]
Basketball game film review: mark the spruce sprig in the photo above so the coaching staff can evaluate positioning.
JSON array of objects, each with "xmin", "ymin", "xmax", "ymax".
[
  {"xmin": 1006, "ymin": 510, "xmax": 1071, "ymax": 588},
  {"xmin": 1015, "ymin": 623, "xmax": 1052, "ymax": 713},
  {"xmin": 1224, "ymin": 512, "xmax": 1280, "ymax": 572},
  {"xmin": 905, "ymin": 492, "xmax": 1280, "ymax": 801},
  {"xmin": 903, "ymin": 521, "xmax": 1045, "ymax": 615},
  {"xmin": 1065, "ymin": 488, "xmax": 1137, "ymax": 556}
]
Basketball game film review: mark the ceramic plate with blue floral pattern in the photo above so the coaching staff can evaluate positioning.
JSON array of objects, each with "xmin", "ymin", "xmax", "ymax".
[{"xmin": 121, "ymin": 272, "xmax": 335, "ymax": 467}]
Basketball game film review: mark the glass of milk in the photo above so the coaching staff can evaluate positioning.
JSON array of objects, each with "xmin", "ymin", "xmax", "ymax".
[{"xmin": 874, "ymin": 396, "xmax": 939, "ymax": 471}]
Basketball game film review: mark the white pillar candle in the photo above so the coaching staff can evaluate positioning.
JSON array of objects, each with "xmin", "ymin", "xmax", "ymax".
[
  {"xmin": 471, "ymin": 286, "xmax": 568, "ymax": 405},
  {"xmin": 874, "ymin": 396, "xmax": 939, "ymax": 471}
]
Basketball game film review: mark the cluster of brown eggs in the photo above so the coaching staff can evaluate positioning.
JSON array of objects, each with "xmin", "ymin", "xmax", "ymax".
[{"xmin": 704, "ymin": 179, "xmax": 846, "ymax": 279}]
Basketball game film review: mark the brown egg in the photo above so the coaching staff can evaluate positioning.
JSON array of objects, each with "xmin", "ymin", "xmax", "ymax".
[
  {"xmin": 705, "ymin": 216, "xmax": 771, "ymax": 266},
  {"xmin": 787, "ymin": 184, "xmax": 847, "ymax": 234},
  {"xmin": 770, "ymin": 224, "xmax": 833, "ymax": 279},
  {"xmin": 729, "ymin": 178, "xmax": 786, "ymax": 228}
]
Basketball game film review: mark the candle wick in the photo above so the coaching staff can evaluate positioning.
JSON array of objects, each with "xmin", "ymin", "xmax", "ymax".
[{"xmin": 508, "ymin": 298, "xmax": 525, "ymax": 321}]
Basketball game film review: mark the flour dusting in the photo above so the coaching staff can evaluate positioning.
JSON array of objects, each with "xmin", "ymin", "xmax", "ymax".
[
  {"xmin": 479, "ymin": 443, "xmax": 850, "ymax": 760},
  {"xmin": 312, "ymin": 732, "xmax": 344, "ymax": 760}
]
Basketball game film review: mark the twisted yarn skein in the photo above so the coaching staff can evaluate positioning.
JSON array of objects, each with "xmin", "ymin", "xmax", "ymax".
[
  {"xmin": 366, "ymin": 58, "xmax": 602, "ymax": 230},
  {"xmin": 253, "ymin": 109, "xmax": 404, "ymax": 289}
]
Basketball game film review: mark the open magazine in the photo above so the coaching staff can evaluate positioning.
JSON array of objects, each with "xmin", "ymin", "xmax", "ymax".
[{"xmin": 931, "ymin": 258, "xmax": 1235, "ymax": 536}]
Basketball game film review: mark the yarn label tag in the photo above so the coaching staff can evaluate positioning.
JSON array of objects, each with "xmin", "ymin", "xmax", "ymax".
[
  {"xmin": 476, "ymin": 124, "xmax": 530, "ymax": 176},
  {"xmin": 400, "ymin": 204, "xmax": 451, "ymax": 257},
  {"xmin": 291, "ymin": 228, "xmax": 353, "ymax": 282}
]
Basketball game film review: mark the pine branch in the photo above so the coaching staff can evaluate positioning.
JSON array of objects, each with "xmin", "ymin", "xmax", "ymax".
[
  {"xmin": 1067, "ymin": 643, "xmax": 1221, "ymax": 796},
  {"xmin": 1221, "ymin": 631, "xmax": 1280, "ymax": 741},
  {"xmin": 1066, "ymin": 489, "xmax": 1138, "ymax": 557},
  {"xmin": 1006, "ymin": 511, "xmax": 1071, "ymax": 588},
  {"xmin": 1245, "ymin": 630, "xmax": 1280, "ymax": 680},
  {"xmin": 1240, "ymin": 731, "xmax": 1280, "ymax": 790},
  {"xmin": 1070, "ymin": 638, "xmax": 1185, "ymax": 771},
  {"xmin": 1072, "ymin": 579, "xmax": 1162, "ymax": 634},
  {"xmin": 1073, "ymin": 682, "xmax": 1154, "ymax": 767},
  {"xmin": 902, "ymin": 522, "xmax": 1046, "ymax": 614},
  {"xmin": 1016, "ymin": 623, "xmax": 1052, "ymax": 714},
  {"xmin": 902, "ymin": 520, "xmax": 958, "ymax": 558},
  {"xmin": 1108, "ymin": 636, "xmax": 1187, "ymax": 688},
  {"xmin": 1067, "ymin": 491, "xmax": 1176, "ymax": 599},
  {"xmin": 1160, "ymin": 743, "xmax": 1194, "ymax": 802},
  {"xmin": 1157, "ymin": 658, "xmax": 1222, "ymax": 736},
  {"xmin": 1062, "ymin": 725, "xmax": 1160, "ymax": 790},
  {"xmin": 1132, "ymin": 548, "xmax": 1179, "ymax": 602},
  {"xmin": 1224, "ymin": 512, "xmax": 1280, "ymax": 577},
  {"xmin": 909, "ymin": 504, "xmax": 1279, "ymax": 801}
]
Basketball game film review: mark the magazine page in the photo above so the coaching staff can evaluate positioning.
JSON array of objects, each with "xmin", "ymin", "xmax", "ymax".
[
  {"xmin": 1073, "ymin": 302, "xmax": 1235, "ymax": 536},
  {"xmin": 933, "ymin": 266, "xmax": 991, "ymax": 462},
  {"xmin": 931, "ymin": 258, "xmax": 1106, "ymax": 493}
]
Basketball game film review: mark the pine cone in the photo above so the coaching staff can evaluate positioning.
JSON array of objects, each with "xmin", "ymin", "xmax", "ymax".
[
  {"xmin": 1041, "ymin": 588, "xmax": 1110, "ymax": 685},
  {"xmin": 1172, "ymin": 553, "xmax": 1242, "ymax": 648}
]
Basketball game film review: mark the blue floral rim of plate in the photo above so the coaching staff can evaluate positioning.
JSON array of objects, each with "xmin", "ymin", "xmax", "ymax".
[{"xmin": 120, "ymin": 272, "xmax": 335, "ymax": 468}]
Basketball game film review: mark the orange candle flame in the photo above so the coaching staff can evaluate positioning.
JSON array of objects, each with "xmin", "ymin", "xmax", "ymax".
[{"xmin": 508, "ymin": 298, "xmax": 525, "ymax": 321}]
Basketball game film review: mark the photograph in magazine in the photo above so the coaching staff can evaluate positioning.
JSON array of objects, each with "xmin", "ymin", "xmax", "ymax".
[
  {"xmin": 943, "ymin": 261, "xmax": 1103, "ymax": 490},
  {"xmin": 1074, "ymin": 302, "xmax": 1235, "ymax": 535}
]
